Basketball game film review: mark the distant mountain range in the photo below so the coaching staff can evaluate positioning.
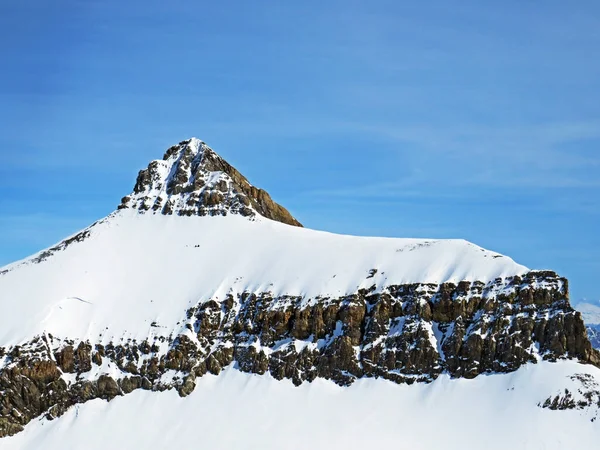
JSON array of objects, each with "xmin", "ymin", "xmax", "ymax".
[{"xmin": 574, "ymin": 300, "xmax": 600, "ymax": 349}]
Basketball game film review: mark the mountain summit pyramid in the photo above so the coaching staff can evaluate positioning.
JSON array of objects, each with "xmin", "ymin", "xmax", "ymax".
[
  {"xmin": 1, "ymin": 138, "xmax": 600, "ymax": 448},
  {"xmin": 119, "ymin": 138, "xmax": 302, "ymax": 226}
]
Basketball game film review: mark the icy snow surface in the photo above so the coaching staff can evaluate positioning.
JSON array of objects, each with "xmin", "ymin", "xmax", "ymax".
[
  {"xmin": 0, "ymin": 210, "xmax": 528, "ymax": 346},
  {"xmin": 0, "ymin": 210, "xmax": 528, "ymax": 345},
  {"xmin": 3, "ymin": 361, "xmax": 600, "ymax": 450}
]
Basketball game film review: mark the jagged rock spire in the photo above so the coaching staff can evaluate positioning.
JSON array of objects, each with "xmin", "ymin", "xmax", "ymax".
[{"xmin": 119, "ymin": 138, "xmax": 302, "ymax": 227}]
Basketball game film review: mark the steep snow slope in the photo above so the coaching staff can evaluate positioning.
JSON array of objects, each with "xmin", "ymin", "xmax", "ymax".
[
  {"xmin": 3, "ymin": 361, "xmax": 600, "ymax": 450},
  {"xmin": 0, "ymin": 210, "xmax": 527, "ymax": 345}
]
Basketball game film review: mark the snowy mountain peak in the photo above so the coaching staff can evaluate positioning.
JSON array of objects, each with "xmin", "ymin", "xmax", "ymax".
[
  {"xmin": 118, "ymin": 138, "xmax": 302, "ymax": 226},
  {"xmin": 2, "ymin": 139, "xmax": 600, "ymax": 443}
]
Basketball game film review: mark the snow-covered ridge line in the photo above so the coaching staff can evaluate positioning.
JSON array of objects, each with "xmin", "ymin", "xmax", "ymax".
[
  {"xmin": 0, "ymin": 211, "xmax": 531, "ymax": 345},
  {"xmin": 0, "ymin": 216, "xmax": 109, "ymax": 275}
]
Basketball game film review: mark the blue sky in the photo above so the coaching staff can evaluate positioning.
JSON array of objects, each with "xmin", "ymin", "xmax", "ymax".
[{"xmin": 1, "ymin": 0, "xmax": 599, "ymax": 301}]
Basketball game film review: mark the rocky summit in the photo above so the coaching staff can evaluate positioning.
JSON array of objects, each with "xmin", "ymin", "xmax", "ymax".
[
  {"xmin": 118, "ymin": 138, "xmax": 302, "ymax": 226},
  {"xmin": 0, "ymin": 138, "xmax": 599, "ymax": 441}
]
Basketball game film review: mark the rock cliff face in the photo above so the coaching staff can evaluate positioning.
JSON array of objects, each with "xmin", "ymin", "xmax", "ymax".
[
  {"xmin": 1, "ymin": 271, "xmax": 597, "ymax": 436},
  {"xmin": 0, "ymin": 138, "xmax": 598, "ymax": 438},
  {"xmin": 119, "ymin": 138, "xmax": 301, "ymax": 227}
]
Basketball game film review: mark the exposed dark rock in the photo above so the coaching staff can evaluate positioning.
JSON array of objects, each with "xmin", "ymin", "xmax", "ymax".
[
  {"xmin": 540, "ymin": 373, "xmax": 600, "ymax": 419},
  {"xmin": 54, "ymin": 342, "xmax": 92, "ymax": 374},
  {"xmin": 119, "ymin": 376, "xmax": 142, "ymax": 394},
  {"xmin": 96, "ymin": 375, "xmax": 120, "ymax": 400},
  {"xmin": 1, "ymin": 270, "xmax": 598, "ymax": 438},
  {"xmin": 119, "ymin": 139, "xmax": 302, "ymax": 227},
  {"xmin": 177, "ymin": 375, "xmax": 196, "ymax": 397}
]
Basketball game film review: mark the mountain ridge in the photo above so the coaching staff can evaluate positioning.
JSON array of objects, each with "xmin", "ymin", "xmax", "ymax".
[{"xmin": 0, "ymin": 138, "xmax": 598, "ymax": 439}]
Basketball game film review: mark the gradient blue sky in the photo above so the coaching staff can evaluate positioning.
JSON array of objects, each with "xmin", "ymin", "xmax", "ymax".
[{"xmin": 1, "ymin": 0, "xmax": 599, "ymax": 301}]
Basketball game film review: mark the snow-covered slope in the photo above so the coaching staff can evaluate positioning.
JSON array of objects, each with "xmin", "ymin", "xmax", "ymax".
[
  {"xmin": 0, "ymin": 138, "xmax": 598, "ymax": 445},
  {"xmin": 3, "ymin": 361, "xmax": 600, "ymax": 450},
  {"xmin": 0, "ymin": 209, "xmax": 528, "ymax": 346}
]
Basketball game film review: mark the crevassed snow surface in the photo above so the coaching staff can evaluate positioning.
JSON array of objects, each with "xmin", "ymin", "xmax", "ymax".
[
  {"xmin": 0, "ymin": 210, "xmax": 528, "ymax": 345},
  {"xmin": 2, "ymin": 361, "xmax": 599, "ymax": 450}
]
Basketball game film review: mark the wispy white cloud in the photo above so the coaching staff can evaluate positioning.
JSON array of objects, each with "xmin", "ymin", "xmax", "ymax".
[{"xmin": 340, "ymin": 118, "xmax": 600, "ymax": 186}]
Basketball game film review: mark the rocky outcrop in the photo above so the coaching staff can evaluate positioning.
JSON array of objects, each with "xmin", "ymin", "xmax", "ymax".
[
  {"xmin": 1, "ymin": 270, "xmax": 598, "ymax": 437},
  {"xmin": 540, "ymin": 373, "xmax": 600, "ymax": 420},
  {"xmin": 118, "ymin": 138, "xmax": 302, "ymax": 226}
]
